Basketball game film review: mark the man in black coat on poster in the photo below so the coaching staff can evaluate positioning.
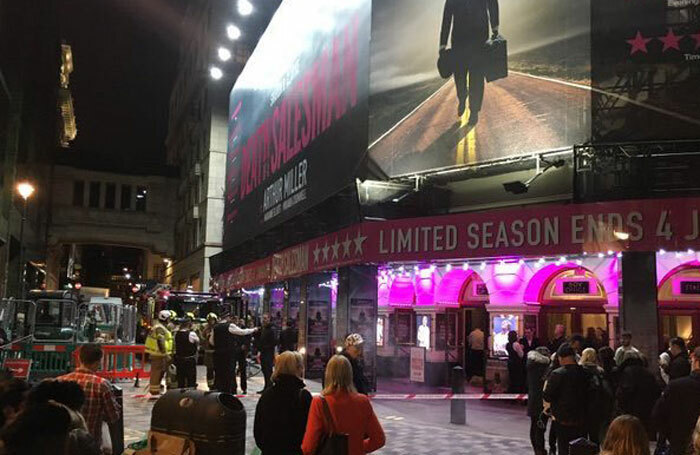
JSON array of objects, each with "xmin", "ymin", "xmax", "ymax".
[
  {"xmin": 440, "ymin": 0, "xmax": 499, "ymax": 125},
  {"xmin": 257, "ymin": 313, "xmax": 277, "ymax": 393}
]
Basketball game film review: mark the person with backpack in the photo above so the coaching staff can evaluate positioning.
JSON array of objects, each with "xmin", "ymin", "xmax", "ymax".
[
  {"xmin": 302, "ymin": 355, "xmax": 385, "ymax": 455},
  {"xmin": 527, "ymin": 346, "xmax": 551, "ymax": 455},
  {"xmin": 543, "ymin": 343, "xmax": 589, "ymax": 454},
  {"xmin": 616, "ymin": 350, "xmax": 660, "ymax": 441},
  {"xmin": 580, "ymin": 348, "xmax": 614, "ymax": 444},
  {"xmin": 254, "ymin": 351, "xmax": 312, "ymax": 455}
]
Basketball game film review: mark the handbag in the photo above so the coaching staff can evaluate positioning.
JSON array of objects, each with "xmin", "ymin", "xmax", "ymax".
[{"xmin": 315, "ymin": 397, "xmax": 349, "ymax": 455}]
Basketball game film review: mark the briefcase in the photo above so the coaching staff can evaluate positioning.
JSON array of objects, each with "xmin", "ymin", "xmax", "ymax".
[{"xmin": 484, "ymin": 37, "xmax": 508, "ymax": 82}]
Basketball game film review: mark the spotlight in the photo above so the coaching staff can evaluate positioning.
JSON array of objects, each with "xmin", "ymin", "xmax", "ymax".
[
  {"xmin": 238, "ymin": 0, "xmax": 253, "ymax": 16},
  {"xmin": 480, "ymin": 262, "xmax": 486, "ymax": 271},
  {"xmin": 226, "ymin": 24, "xmax": 241, "ymax": 40},
  {"xmin": 659, "ymin": 249, "xmax": 667, "ymax": 255},
  {"xmin": 210, "ymin": 66, "xmax": 223, "ymax": 80},
  {"xmin": 462, "ymin": 263, "xmax": 469, "ymax": 270},
  {"xmin": 446, "ymin": 264, "xmax": 452, "ymax": 271},
  {"xmin": 217, "ymin": 47, "xmax": 232, "ymax": 61}
]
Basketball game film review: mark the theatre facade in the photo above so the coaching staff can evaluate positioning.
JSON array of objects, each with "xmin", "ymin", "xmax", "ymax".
[{"xmin": 210, "ymin": 0, "xmax": 700, "ymax": 389}]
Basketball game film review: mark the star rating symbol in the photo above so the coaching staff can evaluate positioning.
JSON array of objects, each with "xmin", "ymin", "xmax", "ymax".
[
  {"xmin": 331, "ymin": 238, "xmax": 340, "ymax": 260},
  {"xmin": 626, "ymin": 30, "xmax": 652, "ymax": 55},
  {"xmin": 321, "ymin": 242, "xmax": 330, "ymax": 262},
  {"xmin": 312, "ymin": 244, "xmax": 321, "ymax": 264},
  {"xmin": 659, "ymin": 28, "xmax": 681, "ymax": 52},
  {"xmin": 342, "ymin": 234, "xmax": 352, "ymax": 258},
  {"xmin": 691, "ymin": 33, "xmax": 700, "ymax": 50},
  {"xmin": 353, "ymin": 230, "xmax": 367, "ymax": 256}
]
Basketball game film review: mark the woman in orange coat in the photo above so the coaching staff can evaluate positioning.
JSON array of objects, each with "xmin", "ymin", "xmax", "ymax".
[{"xmin": 302, "ymin": 355, "xmax": 385, "ymax": 455}]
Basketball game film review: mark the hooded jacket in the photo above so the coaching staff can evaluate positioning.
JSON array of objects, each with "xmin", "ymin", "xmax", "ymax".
[{"xmin": 526, "ymin": 349, "xmax": 550, "ymax": 416}]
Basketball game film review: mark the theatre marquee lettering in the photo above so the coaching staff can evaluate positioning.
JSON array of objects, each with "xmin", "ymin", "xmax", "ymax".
[
  {"xmin": 375, "ymin": 209, "xmax": 700, "ymax": 256},
  {"xmin": 216, "ymin": 198, "xmax": 700, "ymax": 289}
]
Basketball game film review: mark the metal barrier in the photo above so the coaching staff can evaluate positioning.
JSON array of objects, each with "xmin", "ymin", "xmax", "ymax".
[
  {"xmin": 73, "ymin": 345, "xmax": 150, "ymax": 381},
  {"xmin": 1, "ymin": 343, "xmax": 76, "ymax": 380}
]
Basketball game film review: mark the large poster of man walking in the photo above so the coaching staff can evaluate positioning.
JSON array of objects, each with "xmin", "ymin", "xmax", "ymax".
[{"xmin": 368, "ymin": 0, "xmax": 591, "ymax": 177}]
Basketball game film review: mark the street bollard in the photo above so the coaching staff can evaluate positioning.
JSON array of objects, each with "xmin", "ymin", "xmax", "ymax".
[{"xmin": 450, "ymin": 366, "xmax": 466, "ymax": 425}]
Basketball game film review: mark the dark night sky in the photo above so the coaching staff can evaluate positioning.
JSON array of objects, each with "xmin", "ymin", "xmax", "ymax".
[{"xmin": 58, "ymin": 0, "xmax": 185, "ymax": 175}]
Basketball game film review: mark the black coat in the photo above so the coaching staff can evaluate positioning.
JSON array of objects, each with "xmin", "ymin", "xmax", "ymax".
[
  {"xmin": 668, "ymin": 352, "xmax": 691, "ymax": 381},
  {"xmin": 440, "ymin": 0, "xmax": 499, "ymax": 50},
  {"xmin": 653, "ymin": 371, "xmax": 700, "ymax": 455},
  {"xmin": 341, "ymin": 350, "xmax": 370, "ymax": 395},
  {"xmin": 278, "ymin": 328, "xmax": 297, "ymax": 353},
  {"xmin": 253, "ymin": 374, "xmax": 312, "ymax": 455},
  {"xmin": 616, "ymin": 359, "xmax": 661, "ymax": 436},
  {"xmin": 526, "ymin": 349, "xmax": 550, "ymax": 416},
  {"xmin": 257, "ymin": 324, "xmax": 277, "ymax": 358},
  {"xmin": 543, "ymin": 364, "xmax": 589, "ymax": 426}
]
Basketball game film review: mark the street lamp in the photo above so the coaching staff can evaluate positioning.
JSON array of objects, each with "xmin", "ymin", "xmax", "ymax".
[{"xmin": 16, "ymin": 181, "xmax": 35, "ymax": 298}]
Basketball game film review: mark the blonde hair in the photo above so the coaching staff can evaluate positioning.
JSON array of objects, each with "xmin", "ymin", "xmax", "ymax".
[
  {"xmin": 580, "ymin": 347, "xmax": 597, "ymax": 365},
  {"xmin": 272, "ymin": 351, "xmax": 304, "ymax": 381},
  {"xmin": 322, "ymin": 355, "xmax": 357, "ymax": 395},
  {"xmin": 601, "ymin": 415, "xmax": 650, "ymax": 455},
  {"xmin": 693, "ymin": 415, "xmax": 700, "ymax": 455}
]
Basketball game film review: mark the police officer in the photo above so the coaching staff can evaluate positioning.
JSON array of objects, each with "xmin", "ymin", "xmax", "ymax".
[
  {"xmin": 145, "ymin": 310, "xmax": 173, "ymax": 395},
  {"xmin": 201, "ymin": 313, "xmax": 218, "ymax": 390},
  {"xmin": 173, "ymin": 315, "xmax": 199, "ymax": 388},
  {"xmin": 211, "ymin": 315, "xmax": 257, "ymax": 394}
]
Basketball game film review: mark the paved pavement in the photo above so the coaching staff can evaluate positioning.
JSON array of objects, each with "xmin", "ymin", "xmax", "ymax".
[{"xmin": 123, "ymin": 367, "xmax": 533, "ymax": 454}]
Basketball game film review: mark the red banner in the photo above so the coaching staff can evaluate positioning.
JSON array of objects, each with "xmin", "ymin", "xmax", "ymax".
[{"xmin": 216, "ymin": 197, "xmax": 700, "ymax": 288}]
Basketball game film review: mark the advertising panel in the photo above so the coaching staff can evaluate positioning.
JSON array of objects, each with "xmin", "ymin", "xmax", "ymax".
[
  {"xmin": 410, "ymin": 347, "xmax": 426, "ymax": 382},
  {"xmin": 368, "ymin": 0, "xmax": 591, "ymax": 177},
  {"xmin": 306, "ymin": 299, "xmax": 331, "ymax": 378},
  {"xmin": 416, "ymin": 314, "xmax": 432, "ymax": 349},
  {"xmin": 224, "ymin": 0, "xmax": 371, "ymax": 248},
  {"xmin": 350, "ymin": 298, "xmax": 377, "ymax": 390},
  {"xmin": 591, "ymin": 0, "xmax": 700, "ymax": 141}
]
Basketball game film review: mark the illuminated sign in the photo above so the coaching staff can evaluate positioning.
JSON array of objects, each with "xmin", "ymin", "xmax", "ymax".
[
  {"xmin": 562, "ymin": 281, "xmax": 591, "ymax": 295},
  {"xmin": 680, "ymin": 281, "xmax": 700, "ymax": 295}
]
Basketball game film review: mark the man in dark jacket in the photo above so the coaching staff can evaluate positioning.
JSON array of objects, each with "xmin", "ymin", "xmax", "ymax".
[
  {"xmin": 543, "ymin": 343, "xmax": 589, "ymax": 455},
  {"xmin": 439, "ymin": 0, "xmax": 499, "ymax": 125},
  {"xmin": 526, "ymin": 346, "xmax": 551, "ymax": 455},
  {"xmin": 667, "ymin": 337, "xmax": 691, "ymax": 381},
  {"xmin": 616, "ymin": 350, "xmax": 661, "ymax": 440},
  {"xmin": 257, "ymin": 313, "xmax": 277, "ymax": 393},
  {"xmin": 279, "ymin": 318, "xmax": 298, "ymax": 353},
  {"xmin": 212, "ymin": 315, "xmax": 258, "ymax": 394},
  {"xmin": 653, "ymin": 346, "xmax": 700, "ymax": 455},
  {"xmin": 341, "ymin": 333, "xmax": 370, "ymax": 395}
]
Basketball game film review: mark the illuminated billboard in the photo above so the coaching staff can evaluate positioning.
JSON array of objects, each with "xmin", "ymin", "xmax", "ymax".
[
  {"xmin": 223, "ymin": 0, "xmax": 371, "ymax": 249},
  {"xmin": 368, "ymin": 0, "xmax": 592, "ymax": 177}
]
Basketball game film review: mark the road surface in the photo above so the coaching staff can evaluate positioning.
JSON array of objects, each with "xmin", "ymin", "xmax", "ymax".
[{"xmin": 369, "ymin": 72, "xmax": 591, "ymax": 177}]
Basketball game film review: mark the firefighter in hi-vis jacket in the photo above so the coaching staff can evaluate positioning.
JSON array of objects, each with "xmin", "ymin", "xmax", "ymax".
[{"xmin": 146, "ymin": 310, "xmax": 173, "ymax": 395}]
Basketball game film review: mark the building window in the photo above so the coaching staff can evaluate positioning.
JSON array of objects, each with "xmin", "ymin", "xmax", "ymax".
[
  {"xmin": 136, "ymin": 186, "xmax": 147, "ymax": 211},
  {"xmin": 73, "ymin": 181, "xmax": 84, "ymax": 207},
  {"xmin": 88, "ymin": 182, "xmax": 101, "ymax": 208},
  {"xmin": 105, "ymin": 183, "xmax": 116, "ymax": 209},
  {"xmin": 121, "ymin": 184, "xmax": 132, "ymax": 210}
]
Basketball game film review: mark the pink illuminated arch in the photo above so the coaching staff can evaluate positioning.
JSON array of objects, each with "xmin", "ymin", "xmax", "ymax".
[
  {"xmin": 388, "ymin": 275, "xmax": 415, "ymax": 307},
  {"xmin": 658, "ymin": 260, "xmax": 700, "ymax": 307},
  {"xmin": 434, "ymin": 269, "xmax": 488, "ymax": 307}
]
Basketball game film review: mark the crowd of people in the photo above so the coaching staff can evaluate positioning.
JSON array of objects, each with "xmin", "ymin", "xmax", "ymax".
[
  {"xmin": 253, "ymin": 334, "xmax": 385, "ymax": 455},
  {"xmin": 0, "ymin": 343, "xmax": 120, "ymax": 454},
  {"xmin": 520, "ymin": 326, "xmax": 700, "ymax": 455}
]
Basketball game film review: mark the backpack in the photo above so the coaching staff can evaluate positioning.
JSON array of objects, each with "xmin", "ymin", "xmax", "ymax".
[
  {"xmin": 134, "ymin": 431, "xmax": 196, "ymax": 455},
  {"xmin": 586, "ymin": 370, "xmax": 613, "ymax": 421}
]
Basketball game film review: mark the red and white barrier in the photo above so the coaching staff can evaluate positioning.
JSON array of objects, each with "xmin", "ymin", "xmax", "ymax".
[{"xmin": 134, "ymin": 392, "xmax": 528, "ymax": 401}]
